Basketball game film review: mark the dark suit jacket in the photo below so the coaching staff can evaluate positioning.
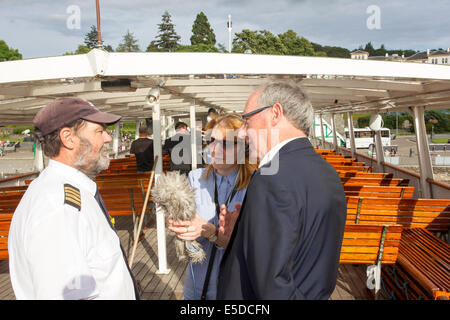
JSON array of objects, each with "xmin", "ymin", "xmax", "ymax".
[{"xmin": 217, "ymin": 138, "xmax": 347, "ymax": 300}]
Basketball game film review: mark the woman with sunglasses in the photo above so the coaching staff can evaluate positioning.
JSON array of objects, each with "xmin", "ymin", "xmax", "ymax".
[{"xmin": 167, "ymin": 114, "xmax": 257, "ymax": 300}]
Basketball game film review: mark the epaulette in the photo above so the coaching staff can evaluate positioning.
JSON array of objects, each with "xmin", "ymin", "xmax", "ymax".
[{"xmin": 64, "ymin": 183, "xmax": 81, "ymax": 211}]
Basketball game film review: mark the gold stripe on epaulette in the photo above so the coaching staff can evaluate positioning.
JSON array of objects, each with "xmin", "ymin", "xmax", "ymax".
[{"xmin": 64, "ymin": 184, "xmax": 81, "ymax": 211}]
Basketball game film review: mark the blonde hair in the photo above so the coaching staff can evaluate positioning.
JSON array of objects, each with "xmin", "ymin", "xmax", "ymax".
[{"xmin": 203, "ymin": 114, "xmax": 258, "ymax": 190}]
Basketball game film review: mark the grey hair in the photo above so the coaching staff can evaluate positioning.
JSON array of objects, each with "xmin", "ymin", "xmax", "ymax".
[{"xmin": 258, "ymin": 81, "xmax": 314, "ymax": 136}]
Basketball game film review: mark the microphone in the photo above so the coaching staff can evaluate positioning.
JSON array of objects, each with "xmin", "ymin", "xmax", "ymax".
[{"xmin": 151, "ymin": 171, "xmax": 206, "ymax": 263}]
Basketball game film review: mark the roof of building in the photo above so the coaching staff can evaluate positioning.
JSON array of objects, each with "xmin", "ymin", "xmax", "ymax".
[
  {"xmin": 429, "ymin": 50, "xmax": 450, "ymax": 57},
  {"xmin": 406, "ymin": 51, "xmax": 428, "ymax": 61},
  {"xmin": 351, "ymin": 50, "xmax": 369, "ymax": 55}
]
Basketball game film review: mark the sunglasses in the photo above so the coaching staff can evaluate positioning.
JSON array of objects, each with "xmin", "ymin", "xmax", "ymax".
[
  {"xmin": 241, "ymin": 105, "xmax": 273, "ymax": 119},
  {"xmin": 208, "ymin": 137, "xmax": 239, "ymax": 149}
]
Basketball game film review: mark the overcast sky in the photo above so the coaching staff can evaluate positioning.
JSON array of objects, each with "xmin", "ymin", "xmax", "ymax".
[{"xmin": 0, "ymin": 0, "xmax": 449, "ymax": 59}]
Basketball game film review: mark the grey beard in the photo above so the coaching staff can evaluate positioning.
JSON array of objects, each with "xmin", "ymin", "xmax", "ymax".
[{"xmin": 74, "ymin": 136, "xmax": 110, "ymax": 178}]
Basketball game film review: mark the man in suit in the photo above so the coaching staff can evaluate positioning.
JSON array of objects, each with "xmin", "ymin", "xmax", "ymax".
[{"xmin": 217, "ymin": 82, "xmax": 347, "ymax": 300}]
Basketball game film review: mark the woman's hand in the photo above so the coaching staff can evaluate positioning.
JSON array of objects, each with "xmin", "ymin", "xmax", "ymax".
[{"xmin": 166, "ymin": 213, "xmax": 213, "ymax": 241}]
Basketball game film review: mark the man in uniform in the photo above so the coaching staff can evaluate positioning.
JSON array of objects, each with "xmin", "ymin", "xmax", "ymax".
[{"xmin": 8, "ymin": 97, "xmax": 139, "ymax": 300}]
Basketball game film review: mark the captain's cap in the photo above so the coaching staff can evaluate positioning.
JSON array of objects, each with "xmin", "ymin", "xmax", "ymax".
[{"xmin": 33, "ymin": 97, "xmax": 121, "ymax": 137}]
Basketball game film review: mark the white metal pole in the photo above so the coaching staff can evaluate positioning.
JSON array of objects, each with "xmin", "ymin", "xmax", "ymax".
[
  {"xmin": 152, "ymin": 101, "xmax": 170, "ymax": 274},
  {"xmin": 135, "ymin": 120, "xmax": 140, "ymax": 140},
  {"xmin": 374, "ymin": 130, "xmax": 385, "ymax": 171},
  {"xmin": 33, "ymin": 140, "xmax": 44, "ymax": 172},
  {"xmin": 331, "ymin": 113, "xmax": 338, "ymax": 151},
  {"xmin": 347, "ymin": 112, "xmax": 356, "ymax": 158},
  {"xmin": 319, "ymin": 114, "xmax": 326, "ymax": 149},
  {"xmin": 190, "ymin": 103, "xmax": 198, "ymax": 170},
  {"xmin": 412, "ymin": 106, "xmax": 434, "ymax": 198},
  {"xmin": 113, "ymin": 122, "xmax": 119, "ymax": 159}
]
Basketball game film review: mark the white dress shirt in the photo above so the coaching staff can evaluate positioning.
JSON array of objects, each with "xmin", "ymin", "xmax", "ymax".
[
  {"xmin": 8, "ymin": 159, "xmax": 136, "ymax": 300},
  {"xmin": 258, "ymin": 136, "xmax": 306, "ymax": 169}
]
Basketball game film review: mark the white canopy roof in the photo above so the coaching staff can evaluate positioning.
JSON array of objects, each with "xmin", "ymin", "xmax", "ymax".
[{"xmin": 1, "ymin": 48, "xmax": 450, "ymax": 125}]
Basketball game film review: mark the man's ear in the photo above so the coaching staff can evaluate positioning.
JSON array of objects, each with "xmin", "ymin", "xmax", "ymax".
[
  {"xmin": 59, "ymin": 127, "xmax": 76, "ymax": 150},
  {"xmin": 271, "ymin": 103, "xmax": 284, "ymax": 126}
]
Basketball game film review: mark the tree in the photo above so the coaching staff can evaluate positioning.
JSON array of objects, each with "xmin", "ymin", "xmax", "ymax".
[
  {"xmin": 83, "ymin": 25, "xmax": 114, "ymax": 51},
  {"xmin": 150, "ymin": 11, "xmax": 181, "ymax": 52},
  {"xmin": 278, "ymin": 30, "xmax": 315, "ymax": 56},
  {"xmin": 174, "ymin": 44, "xmax": 219, "ymax": 53},
  {"xmin": 0, "ymin": 40, "xmax": 22, "ymax": 61},
  {"xmin": 84, "ymin": 25, "xmax": 99, "ymax": 48},
  {"xmin": 190, "ymin": 12, "xmax": 216, "ymax": 46},
  {"xmin": 232, "ymin": 29, "xmax": 286, "ymax": 55},
  {"xmin": 116, "ymin": 30, "xmax": 140, "ymax": 52},
  {"xmin": 364, "ymin": 41, "xmax": 376, "ymax": 56}
]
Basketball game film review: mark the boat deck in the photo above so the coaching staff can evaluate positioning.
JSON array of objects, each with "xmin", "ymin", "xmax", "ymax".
[{"xmin": 0, "ymin": 215, "xmax": 372, "ymax": 300}]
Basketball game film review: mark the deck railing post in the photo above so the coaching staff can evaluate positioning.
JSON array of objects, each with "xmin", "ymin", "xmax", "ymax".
[
  {"xmin": 331, "ymin": 113, "xmax": 338, "ymax": 151},
  {"xmin": 411, "ymin": 106, "xmax": 434, "ymax": 198},
  {"xmin": 152, "ymin": 101, "xmax": 170, "ymax": 274},
  {"xmin": 319, "ymin": 114, "xmax": 326, "ymax": 149},
  {"xmin": 347, "ymin": 111, "xmax": 356, "ymax": 158}
]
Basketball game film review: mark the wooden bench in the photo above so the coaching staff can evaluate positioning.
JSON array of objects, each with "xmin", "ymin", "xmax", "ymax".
[
  {"xmin": 341, "ymin": 177, "xmax": 409, "ymax": 186},
  {"xmin": 381, "ymin": 228, "xmax": 450, "ymax": 300},
  {"xmin": 0, "ymin": 214, "xmax": 13, "ymax": 260},
  {"xmin": 346, "ymin": 196, "xmax": 450, "ymax": 233},
  {"xmin": 338, "ymin": 172, "xmax": 394, "ymax": 179},
  {"xmin": 344, "ymin": 186, "xmax": 415, "ymax": 198},
  {"xmin": 340, "ymin": 223, "xmax": 403, "ymax": 298},
  {"xmin": 333, "ymin": 165, "xmax": 370, "ymax": 172}
]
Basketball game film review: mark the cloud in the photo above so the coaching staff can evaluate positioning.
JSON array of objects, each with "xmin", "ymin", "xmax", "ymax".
[{"xmin": 0, "ymin": 0, "xmax": 448, "ymax": 58}]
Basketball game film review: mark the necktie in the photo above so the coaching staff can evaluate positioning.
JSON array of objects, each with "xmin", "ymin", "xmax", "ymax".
[{"xmin": 94, "ymin": 188, "xmax": 141, "ymax": 300}]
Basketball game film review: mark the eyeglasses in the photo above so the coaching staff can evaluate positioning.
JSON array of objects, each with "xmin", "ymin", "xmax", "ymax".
[{"xmin": 241, "ymin": 105, "xmax": 273, "ymax": 119}]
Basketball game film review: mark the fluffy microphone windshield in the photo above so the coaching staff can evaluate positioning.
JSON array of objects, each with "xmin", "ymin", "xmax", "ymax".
[{"xmin": 151, "ymin": 171, "xmax": 206, "ymax": 263}]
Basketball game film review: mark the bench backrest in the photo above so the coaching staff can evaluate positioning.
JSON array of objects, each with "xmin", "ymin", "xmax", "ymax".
[
  {"xmin": 346, "ymin": 196, "xmax": 450, "ymax": 232},
  {"xmin": 0, "ymin": 214, "xmax": 13, "ymax": 260},
  {"xmin": 340, "ymin": 224, "xmax": 402, "ymax": 264},
  {"xmin": 344, "ymin": 186, "xmax": 415, "ymax": 198},
  {"xmin": 341, "ymin": 177, "xmax": 409, "ymax": 186}
]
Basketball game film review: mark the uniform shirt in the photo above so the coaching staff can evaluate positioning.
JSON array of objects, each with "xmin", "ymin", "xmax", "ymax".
[
  {"xmin": 183, "ymin": 168, "xmax": 247, "ymax": 300},
  {"xmin": 8, "ymin": 159, "xmax": 136, "ymax": 300}
]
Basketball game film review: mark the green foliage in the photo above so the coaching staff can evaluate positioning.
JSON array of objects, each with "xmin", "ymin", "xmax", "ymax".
[
  {"xmin": 355, "ymin": 42, "xmax": 418, "ymax": 58},
  {"xmin": 311, "ymin": 42, "xmax": 350, "ymax": 58},
  {"xmin": 84, "ymin": 25, "xmax": 99, "ymax": 49},
  {"xmin": 278, "ymin": 30, "xmax": 315, "ymax": 56},
  {"xmin": 356, "ymin": 111, "xmax": 449, "ymax": 133},
  {"xmin": 116, "ymin": 30, "xmax": 140, "ymax": 52},
  {"xmin": 424, "ymin": 110, "xmax": 449, "ymax": 133},
  {"xmin": 11, "ymin": 125, "xmax": 34, "ymax": 134},
  {"xmin": 150, "ymin": 11, "xmax": 181, "ymax": 52},
  {"xmin": 0, "ymin": 40, "xmax": 22, "ymax": 61},
  {"xmin": 64, "ymin": 26, "xmax": 114, "ymax": 55},
  {"xmin": 232, "ymin": 29, "xmax": 286, "ymax": 55},
  {"xmin": 174, "ymin": 44, "xmax": 219, "ymax": 53},
  {"xmin": 190, "ymin": 12, "xmax": 216, "ymax": 46}
]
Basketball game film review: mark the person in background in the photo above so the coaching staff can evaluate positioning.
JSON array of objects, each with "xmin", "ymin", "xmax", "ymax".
[
  {"xmin": 163, "ymin": 122, "xmax": 192, "ymax": 175},
  {"xmin": 130, "ymin": 125, "xmax": 154, "ymax": 173}
]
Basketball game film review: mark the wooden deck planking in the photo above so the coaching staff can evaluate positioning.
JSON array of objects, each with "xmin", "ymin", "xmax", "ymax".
[{"xmin": 0, "ymin": 214, "xmax": 371, "ymax": 300}]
